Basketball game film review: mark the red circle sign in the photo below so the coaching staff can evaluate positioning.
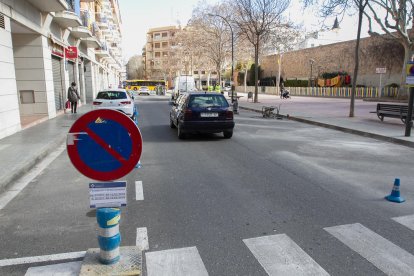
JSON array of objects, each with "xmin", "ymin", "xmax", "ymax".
[{"xmin": 67, "ymin": 109, "xmax": 142, "ymax": 181}]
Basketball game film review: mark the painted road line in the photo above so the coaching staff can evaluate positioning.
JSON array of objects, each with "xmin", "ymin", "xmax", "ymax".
[
  {"xmin": 392, "ymin": 215, "xmax": 414, "ymax": 231},
  {"xmin": 0, "ymin": 251, "xmax": 86, "ymax": 267},
  {"xmin": 243, "ymin": 234, "xmax": 329, "ymax": 276},
  {"xmin": 325, "ymin": 223, "xmax": 414, "ymax": 275},
  {"xmin": 25, "ymin": 261, "xmax": 81, "ymax": 276},
  {"xmin": 146, "ymin": 247, "xmax": 208, "ymax": 276},
  {"xmin": 0, "ymin": 144, "xmax": 11, "ymax": 151},
  {"xmin": 136, "ymin": 227, "xmax": 149, "ymax": 251},
  {"xmin": 135, "ymin": 180, "xmax": 144, "ymax": 200},
  {"xmin": 0, "ymin": 144, "xmax": 66, "ymax": 210}
]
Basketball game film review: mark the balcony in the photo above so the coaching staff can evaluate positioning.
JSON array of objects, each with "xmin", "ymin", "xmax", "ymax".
[
  {"xmin": 26, "ymin": 0, "xmax": 68, "ymax": 12},
  {"xmin": 95, "ymin": 48, "xmax": 110, "ymax": 58},
  {"xmin": 81, "ymin": 37, "xmax": 101, "ymax": 48},
  {"xmin": 71, "ymin": 26, "xmax": 92, "ymax": 38},
  {"xmin": 54, "ymin": 11, "xmax": 82, "ymax": 28}
]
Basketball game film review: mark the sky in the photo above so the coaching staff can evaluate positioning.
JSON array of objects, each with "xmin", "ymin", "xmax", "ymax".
[{"xmin": 119, "ymin": 0, "xmax": 373, "ymax": 62}]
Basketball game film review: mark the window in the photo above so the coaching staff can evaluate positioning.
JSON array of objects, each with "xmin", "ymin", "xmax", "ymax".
[
  {"xmin": 96, "ymin": 91, "xmax": 127, "ymax": 100},
  {"xmin": 162, "ymin": 42, "xmax": 168, "ymax": 48},
  {"xmin": 154, "ymin": 43, "xmax": 160, "ymax": 48},
  {"xmin": 155, "ymin": 52, "xmax": 161, "ymax": 58},
  {"xmin": 171, "ymin": 32, "xmax": 175, "ymax": 37},
  {"xmin": 194, "ymin": 71, "xmax": 198, "ymax": 75},
  {"xmin": 154, "ymin": 33, "xmax": 160, "ymax": 39},
  {"xmin": 20, "ymin": 90, "xmax": 35, "ymax": 104},
  {"xmin": 188, "ymin": 95, "xmax": 229, "ymax": 108},
  {"xmin": 162, "ymin": 52, "xmax": 168, "ymax": 57},
  {"xmin": 162, "ymin": 32, "xmax": 168, "ymax": 37},
  {"xmin": 201, "ymin": 71, "xmax": 206, "ymax": 74}
]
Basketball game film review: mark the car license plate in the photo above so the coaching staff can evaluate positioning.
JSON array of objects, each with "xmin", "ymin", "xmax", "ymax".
[{"xmin": 200, "ymin": 112, "xmax": 218, "ymax": 117}]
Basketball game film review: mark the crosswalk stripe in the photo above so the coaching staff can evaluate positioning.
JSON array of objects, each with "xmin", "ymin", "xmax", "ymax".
[
  {"xmin": 392, "ymin": 215, "xmax": 414, "ymax": 231},
  {"xmin": 136, "ymin": 227, "xmax": 149, "ymax": 251},
  {"xmin": 0, "ymin": 251, "xmax": 86, "ymax": 267},
  {"xmin": 25, "ymin": 261, "xmax": 81, "ymax": 276},
  {"xmin": 146, "ymin": 246, "xmax": 208, "ymax": 276},
  {"xmin": 243, "ymin": 234, "xmax": 329, "ymax": 276},
  {"xmin": 325, "ymin": 223, "xmax": 414, "ymax": 275},
  {"xmin": 135, "ymin": 180, "xmax": 144, "ymax": 200}
]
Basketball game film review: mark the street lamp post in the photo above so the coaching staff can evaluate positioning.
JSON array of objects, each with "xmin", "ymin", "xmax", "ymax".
[{"xmin": 207, "ymin": 13, "xmax": 236, "ymax": 112}]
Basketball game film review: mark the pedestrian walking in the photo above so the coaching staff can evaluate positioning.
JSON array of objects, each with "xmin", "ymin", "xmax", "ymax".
[{"xmin": 67, "ymin": 82, "xmax": 80, "ymax": 113}]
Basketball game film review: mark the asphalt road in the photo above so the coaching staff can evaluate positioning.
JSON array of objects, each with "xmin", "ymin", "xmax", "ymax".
[{"xmin": 1, "ymin": 96, "xmax": 414, "ymax": 275}]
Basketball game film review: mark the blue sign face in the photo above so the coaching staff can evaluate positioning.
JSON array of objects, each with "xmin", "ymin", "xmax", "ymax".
[
  {"xmin": 67, "ymin": 109, "xmax": 142, "ymax": 181},
  {"xmin": 77, "ymin": 119, "xmax": 133, "ymax": 172}
]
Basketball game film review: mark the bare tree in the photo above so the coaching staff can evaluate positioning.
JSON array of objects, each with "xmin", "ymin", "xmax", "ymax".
[
  {"xmin": 126, "ymin": 55, "xmax": 144, "ymax": 79},
  {"xmin": 231, "ymin": 0, "xmax": 290, "ymax": 102},
  {"xmin": 364, "ymin": 0, "xmax": 414, "ymax": 95},
  {"xmin": 189, "ymin": 3, "xmax": 233, "ymax": 87},
  {"xmin": 303, "ymin": 0, "xmax": 369, "ymax": 117}
]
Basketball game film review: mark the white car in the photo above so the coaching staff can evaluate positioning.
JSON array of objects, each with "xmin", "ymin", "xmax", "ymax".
[
  {"xmin": 92, "ymin": 89, "xmax": 136, "ymax": 120},
  {"xmin": 138, "ymin": 86, "xmax": 151, "ymax": 96}
]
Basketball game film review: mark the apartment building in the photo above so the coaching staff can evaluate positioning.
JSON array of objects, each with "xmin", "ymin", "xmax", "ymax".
[
  {"xmin": 144, "ymin": 26, "xmax": 179, "ymax": 82},
  {"xmin": 0, "ymin": 0, "xmax": 123, "ymax": 139},
  {"xmin": 143, "ymin": 25, "xmax": 219, "ymax": 89}
]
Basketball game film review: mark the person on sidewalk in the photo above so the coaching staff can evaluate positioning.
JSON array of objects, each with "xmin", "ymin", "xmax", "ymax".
[{"xmin": 67, "ymin": 82, "xmax": 80, "ymax": 113}]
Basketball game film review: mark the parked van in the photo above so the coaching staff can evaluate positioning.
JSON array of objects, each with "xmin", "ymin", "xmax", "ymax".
[{"xmin": 172, "ymin": 75, "xmax": 196, "ymax": 100}]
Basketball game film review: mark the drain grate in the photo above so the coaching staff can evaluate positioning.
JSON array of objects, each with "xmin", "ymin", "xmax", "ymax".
[{"xmin": 0, "ymin": 14, "xmax": 4, "ymax": 29}]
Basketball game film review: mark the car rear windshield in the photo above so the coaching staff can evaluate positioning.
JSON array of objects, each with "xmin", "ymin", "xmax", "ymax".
[
  {"xmin": 96, "ymin": 91, "xmax": 127, "ymax": 100},
  {"xmin": 188, "ymin": 94, "xmax": 229, "ymax": 108}
]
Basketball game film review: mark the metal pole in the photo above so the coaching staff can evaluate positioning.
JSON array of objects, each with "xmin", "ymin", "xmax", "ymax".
[
  {"xmin": 379, "ymin": 73, "xmax": 382, "ymax": 98},
  {"xmin": 405, "ymin": 87, "xmax": 414, "ymax": 136}
]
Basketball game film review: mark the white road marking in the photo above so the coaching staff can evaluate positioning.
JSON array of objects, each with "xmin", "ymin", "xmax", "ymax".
[
  {"xmin": 392, "ymin": 215, "xmax": 414, "ymax": 231},
  {"xmin": 136, "ymin": 227, "xmax": 149, "ymax": 251},
  {"xmin": 0, "ymin": 251, "xmax": 86, "ymax": 267},
  {"xmin": 25, "ymin": 261, "xmax": 81, "ymax": 276},
  {"xmin": 243, "ymin": 234, "xmax": 329, "ymax": 276},
  {"xmin": 135, "ymin": 180, "xmax": 144, "ymax": 200},
  {"xmin": 0, "ymin": 144, "xmax": 11, "ymax": 151},
  {"xmin": 0, "ymin": 144, "xmax": 66, "ymax": 210},
  {"xmin": 325, "ymin": 223, "xmax": 414, "ymax": 275},
  {"xmin": 146, "ymin": 247, "xmax": 208, "ymax": 276}
]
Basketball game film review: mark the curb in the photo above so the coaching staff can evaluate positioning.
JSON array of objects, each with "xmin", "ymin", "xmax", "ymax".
[
  {"xmin": 238, "ymin": 106, "xmax": 414, "ymax": 149},
  {"xmin": 0, "ymin": 134, "xmax": 66, "ymax": 194}
]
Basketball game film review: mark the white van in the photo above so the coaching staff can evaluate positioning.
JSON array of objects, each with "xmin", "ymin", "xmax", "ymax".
[{"xmin": 172, "ymin": 75, "xmax": 196, "ymax": 100}]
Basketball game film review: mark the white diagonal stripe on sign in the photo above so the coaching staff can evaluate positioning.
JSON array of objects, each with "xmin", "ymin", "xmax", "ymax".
[
  {"xmin": 243, "ymin": 234, "xmax": 329, "ymax": 276},
  {"xmin": 392, "ymin": 215, "xmax": 414, "ymax": 231},
  {"xmin": 325, "ymin": 223, "xmax": 414, "ymax": 275},
  {"xmin": 146, "ymin": 247, "xmax": 208, "ymax": 276}
]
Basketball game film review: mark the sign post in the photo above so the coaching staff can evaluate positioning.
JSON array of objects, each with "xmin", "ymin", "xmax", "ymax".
[
  {"xmin": 405, "ymin": 62, "xmax": 414, "ymax": 136},
  {"xmin": 67, "ymin": 109, "xmax": 142, "ymax": 265},
  {"xmin": 376, "ymin": 67, "xmax": 386, "ymax": 98}
]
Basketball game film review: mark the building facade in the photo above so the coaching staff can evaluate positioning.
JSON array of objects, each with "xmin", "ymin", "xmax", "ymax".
[
  {"xmin": 143, "ymin": 25, "xmax": 220, "ymax": 89},
  {"xmin": 260, "ymin": 34, "xmax": 404, "ymax": 88},
  {"xmin": 0, "ymin": 0, "xmax": 123, "ymax": 139}
]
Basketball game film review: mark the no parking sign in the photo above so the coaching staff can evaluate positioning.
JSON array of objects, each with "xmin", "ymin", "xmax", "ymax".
[{"xmin": 67, "ymin": 109, "xmax": 142, "ymax": 181}]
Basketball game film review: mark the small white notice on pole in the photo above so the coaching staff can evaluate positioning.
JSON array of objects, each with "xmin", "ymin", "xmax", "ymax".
[
  {"xmin": 376, "ymin": 67, "xmax": 386, "ymax": 74},
  {"xmin": 89, "ymin": 181, "xmax": 127, "ymax": 208}
]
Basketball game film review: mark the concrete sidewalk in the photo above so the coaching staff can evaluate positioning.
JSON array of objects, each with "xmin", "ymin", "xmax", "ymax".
[
  {"xmin": 0, "ymin": 105, "xmax": 93, "ymax": 193},
  {"xmin": 233, "ymin": 92, "xmax": 414, "ymax": 147}
]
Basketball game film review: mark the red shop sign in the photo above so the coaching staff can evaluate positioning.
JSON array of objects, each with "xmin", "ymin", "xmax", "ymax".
[{"xmin": 65, "ymin": 46, "xmax": 78, "ymax": 59}]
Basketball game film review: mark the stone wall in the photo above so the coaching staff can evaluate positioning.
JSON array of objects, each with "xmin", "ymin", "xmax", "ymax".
[{"xmin": 260, "ymin": 35, "xmax": 405, "ymax": 87}]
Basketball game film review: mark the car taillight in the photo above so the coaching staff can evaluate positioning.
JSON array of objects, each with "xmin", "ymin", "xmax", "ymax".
[
  {"xmin": 120, "ymin": 101, "xmax": 131, "ymax": 105},
  {"xmin": 226, "ymin": 110, "xmax": 233, "ymax": 119},
  {"xmin": 184, "ymin": 109, "xmax": 192, "ymax": 120},
  {"xmin": 93, "ymin": 101, "xmax": 102, "ymax": 105}
]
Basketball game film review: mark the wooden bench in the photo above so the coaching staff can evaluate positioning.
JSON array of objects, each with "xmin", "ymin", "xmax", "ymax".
[{"xmin": 371, "ymin": 103, "xmax": 414, "ymax": 123}]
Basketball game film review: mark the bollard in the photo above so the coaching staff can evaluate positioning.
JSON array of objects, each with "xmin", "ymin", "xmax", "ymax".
[{"xmin": 96, "ymin": 208, "xmax": 121, "ymax": 264}]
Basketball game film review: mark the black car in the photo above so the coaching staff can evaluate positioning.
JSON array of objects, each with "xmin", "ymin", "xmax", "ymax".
[{"xmin": 169, "ymin": 92, "xmax": 235, "ymax": 139}]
